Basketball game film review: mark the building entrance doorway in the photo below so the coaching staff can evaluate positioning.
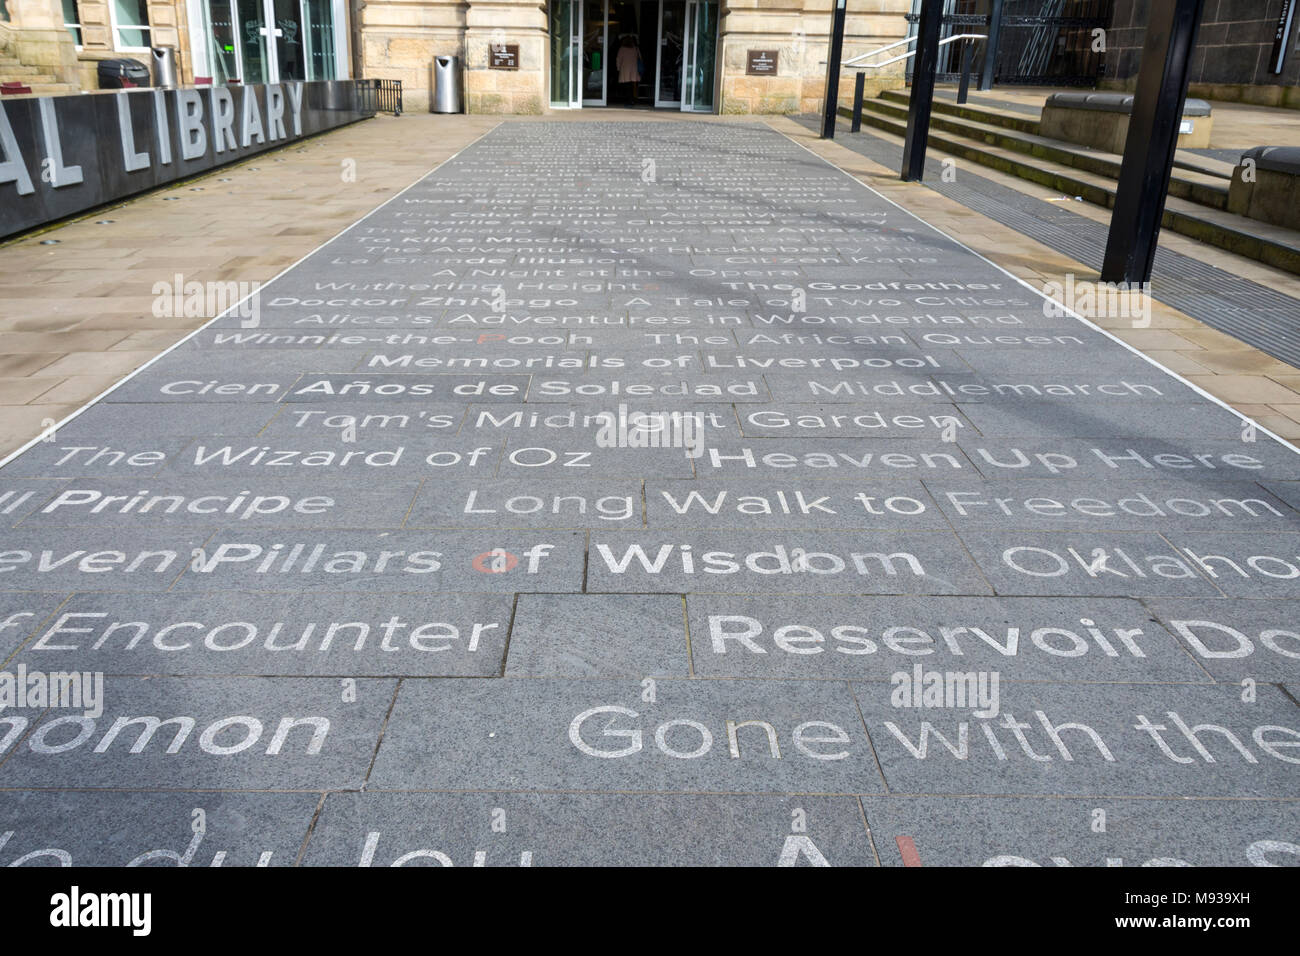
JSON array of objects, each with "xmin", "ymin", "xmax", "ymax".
[{"xmin": 549, "ymin": 0, "xmax": 717, "ymax": 111}]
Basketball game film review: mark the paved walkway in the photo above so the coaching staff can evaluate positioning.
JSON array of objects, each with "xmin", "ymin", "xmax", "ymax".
[
  {"xmin": 802, "ymin": 113, "xmax": 1300, "ymax": 377},
  {"xmin": 0, "ymin": 119, "xmax": 1297, "ymax": 866},
  {"xmin": 0, "ymin": 114, "xmax": 500, "ymax": 458},
  {"xmin": 5, "ymin": 110, "xmax": 1300, "ymax": 456},
  {"xmin": 780, "ymin": 115, "xmax": 1300, "ymax": 441}
]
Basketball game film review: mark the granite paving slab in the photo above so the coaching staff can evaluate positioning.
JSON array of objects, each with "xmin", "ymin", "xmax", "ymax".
[
  {"xmin": 11, "ymin": 591, "xmax": 512, "ymax": 677},
  {"xmin": 0, "ymin": 441, "xmax": 190, "ymax": 479},
  {"xmin": 0, "ymin": 593, "xmax": 71, "ymax": 661},
  {"xmin": 13, "ymin": 476, "xmax": 422, "ymax": 529},
  {"xmin": 505, "ymin": 594, "xmax": 689, "ymax": 677},
  {"xmin": 852, "ymin": 681, "xmax": 1300, "ymax": 797},
  {"xmin": 368, "ymin": 678, "xmax": 886, "ymax": 794},
  {"xmin": 686, "ymin": 594, "xmax": 1208, "ymax": 682},
  {"xmin": 0, "ymin": 791, "xmax": 320, "ymax": 867},
  {"xmin": 0, "ymin": 677, "xmax": 396, "ymax": 790},
  {"xmin": 959, "ymin": 438, "xmax": 1300, "ymax": 482},
  {"xmin": 587, "ymin": 531, "xmax": 991, "ymax": 594},
  {"xmin": 302, "ymin": 792, "xmax": 875, "ymax": 867},
  {"xmin": 859, "ymin": 796, "xmax": 1300, "ymax": 867},
  {"xmin": 172, "ymin": 530, "xmax": 586, "ymax": 593},
  {"xmin": 1144, "ymin": 598, "xmax": 1300, "ymax": 683}
]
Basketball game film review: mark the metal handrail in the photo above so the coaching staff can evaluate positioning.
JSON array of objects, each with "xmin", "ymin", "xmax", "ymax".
[
  {"xmin": 839, "ymin": 36, "xmax": 916, "ymax": 66},
  {"xmin": 840, "ymin": 32, "xmax": 987, "ymax": 70}
]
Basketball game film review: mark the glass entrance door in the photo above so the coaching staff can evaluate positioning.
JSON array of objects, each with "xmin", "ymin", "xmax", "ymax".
[
  {"xmin": 680, "ymin": 0, "xmax": 716, "ymax": 112},
  {"xmin": 270, "ymin": 0, "xmax": 306, "ymax": 81},
  {"xmin": 205, "ymin": 0, "xmax": 243, "ymax": 84},
  {"xmin": 302, "ymin": 0, "xmax": 337, "ymax": 80},
  {"xmin": 653, "ymin": 0, "xmax": 683, "ymax": 108},
  {"xmin": 205, "ymin": 0, "xmax": 332, "ymax": 83},
  {"xmin": 237, "ymin": 0, "xmax": 271, "ymax": 83},
  {"xmin": 552, "ymin": 0, "xmax": 710, "ymax": 110},
  {"xmin": 582, "ymin": 0, "xmax": 608, "ymax": 105},
  {"xmin": 550, "ymin": 0, "xmax": 582, "ymax": 108}
]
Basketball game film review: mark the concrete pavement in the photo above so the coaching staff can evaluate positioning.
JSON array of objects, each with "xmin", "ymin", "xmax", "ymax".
[{"xmin": 0, "ymin": 117, "xmax": 1296, "ymax": 866}]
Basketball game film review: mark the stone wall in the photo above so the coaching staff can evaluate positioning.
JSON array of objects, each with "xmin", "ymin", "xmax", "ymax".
[
  {"xmin": 2, "ymin": 0, "xmax": 80, "ymax": 85},
  {"xmin": 719, "ymin": 0, "xmax": 910, "ymax": 115},
  {"xmin": 8, "ymin": 0, "xmax": 911, "ymax": 112},
  {"xmin": 356, "ymin": 0, "xmax": 911, "ymax": 114},
  {"xmin": 1105, "ymin": 0, "xmax": 1300, "ymax": 109},
  {"xmin": 70, "ymin": 0, "xmax": 192, "ymax": 89},
  {"xmin": 357, "ymin": 0, "xmax": 468, "ymax": 113}
]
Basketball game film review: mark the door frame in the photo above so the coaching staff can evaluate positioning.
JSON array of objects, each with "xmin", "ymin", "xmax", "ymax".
[
  {"xmin": 551, "ymin": 0, "xmax": 582, "ymax": 108},
  {"xmin": 680, "ymin": 0, "xmax": 717, "ymax": 113},
  {"xmin": 194, "ymin": 0, "xmax": 346, "ymax": 82},
  {"xmin": 653, "ymin": 0, "xmax": 680, "ymax": 109},
  {"xmin": 582, "ymin": 0, "xmax": 607, "ymax": 106},
  {"xmin": 550, "ymin": 0, "xmax": 717, "ymax": 112}
]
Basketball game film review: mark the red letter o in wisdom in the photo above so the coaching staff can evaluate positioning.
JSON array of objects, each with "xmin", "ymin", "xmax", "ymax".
[{"xmin": 472, "ymin": 549, "xmax": 519, "ymax": 573}]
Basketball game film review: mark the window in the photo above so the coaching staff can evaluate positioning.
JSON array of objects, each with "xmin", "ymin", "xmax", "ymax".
[
  {"xmin": 62, "ymin": 0, "xmax": 83, "ymax": 45},
  {"xmin": 112, "ymin": 0, "xmax": 152, "ymax": 50},
  {"xmin": 304, "ymin": 0, "xmax": 337, "ymax": 80},
  {"xmin": 205, "ymin": 0, "xmax": 242, "ymax": 83}
]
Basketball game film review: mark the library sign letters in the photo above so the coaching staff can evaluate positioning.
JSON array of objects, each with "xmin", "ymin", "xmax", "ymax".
[{"xmin": 0, "ymin": 80, "xmax": 373, "ymax": 238}]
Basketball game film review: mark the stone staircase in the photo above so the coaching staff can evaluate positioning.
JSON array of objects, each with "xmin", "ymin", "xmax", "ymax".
[
  {"xmin": 841, "ymin": 88, "xmax": 1300, "ymax": 275},
  {"xmin": 0, "ymin": 53, "xmax": 78, "ymax": 95}
]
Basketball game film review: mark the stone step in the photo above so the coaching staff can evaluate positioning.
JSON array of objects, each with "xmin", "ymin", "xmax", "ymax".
[
  {"xmin": 841, "ymin": 96, "xmax": 1300, "ymax": 276},
  {"xmin": 879, "ymin": 87, "xmax": 1042, "ymax": 135},
  {"xmin": 858, "ymin": 93, "xmax": 1231, "ymax": 210}
]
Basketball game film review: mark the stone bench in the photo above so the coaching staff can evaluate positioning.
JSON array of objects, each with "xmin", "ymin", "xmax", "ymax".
[
  {"xmin": 1228, "ymin": 146, "xmax": 1300, "ymax": 231},
  {"xmin": 1040, "ymin": 92, "xmax": 1214, "ymax": 153}
]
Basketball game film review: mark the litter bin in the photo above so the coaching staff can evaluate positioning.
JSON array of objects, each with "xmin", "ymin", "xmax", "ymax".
[
  {"xmin": 98, "ymin": 58, "xmax": 151, "ymax": 89},
  {"xmin": 151, "ymin": 46, "xmax": 178, "ymax": 88},
  {"xmin": 432, "ymin": 55, "xmax": 462, "ymax": 113}
]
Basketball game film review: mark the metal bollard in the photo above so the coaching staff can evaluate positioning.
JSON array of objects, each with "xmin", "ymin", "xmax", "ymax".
[
  {"xmin": 851, "ymin": 72, "xmax": 866, "ymax": 132},
  {"xmin": 957, "ymin": 40, "xmax": 974, "ymax": 105}
]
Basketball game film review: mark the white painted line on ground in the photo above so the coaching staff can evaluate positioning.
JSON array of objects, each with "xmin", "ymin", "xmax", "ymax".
[{"xmin": 778, "ymin": 122, "xmax": 1300, "ymax": 457}]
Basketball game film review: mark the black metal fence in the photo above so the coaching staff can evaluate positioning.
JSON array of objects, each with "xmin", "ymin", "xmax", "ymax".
[
  {"xmin": 907, "ymin": 0, "xmax": 1113, "ymax": 87},
  {"xmin": 360, "ymin": 79, "xmax": 404, "ymax": 116}
]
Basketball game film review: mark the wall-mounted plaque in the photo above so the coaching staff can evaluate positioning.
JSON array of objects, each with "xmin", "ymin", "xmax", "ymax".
[
  {"xmin": 490, "ymin": 44, "xmax": 520, "ymax": 70},
  {"xmin": 746, "ymin": 50, "xmax": 779, "ymax": 76}
]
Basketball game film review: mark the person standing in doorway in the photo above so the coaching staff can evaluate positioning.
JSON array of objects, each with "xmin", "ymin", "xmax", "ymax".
[{"xmin": 615, "ymin": 35, "xmax": 642, "ymax": 106}]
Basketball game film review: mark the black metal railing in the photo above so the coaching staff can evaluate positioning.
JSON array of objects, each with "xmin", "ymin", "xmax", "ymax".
[
  {"xmin": 360, "ymin": 78, "xmax": 403, "ymax": 116},
  {"xmin": 907, "ymin": 0, "xmax": 1112, "ymax": 87}
]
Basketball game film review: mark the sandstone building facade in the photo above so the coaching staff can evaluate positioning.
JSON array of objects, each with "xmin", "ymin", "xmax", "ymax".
[
  {"xmin": 358, "ymin": 0, "xmax": 912, "ymax": 114},
  {"xmin": 4, "ymin": 1, "xmax": 1296, "ymax": 114},
  {"xmin": 2, "ymin": 0, "xmax": 912, "ymax": 111}
]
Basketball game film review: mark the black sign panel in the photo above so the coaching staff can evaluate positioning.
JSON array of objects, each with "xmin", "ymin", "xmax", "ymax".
[
  {"xmin": 746, "ymin": 50, "xmax": 779, "ymax": 76},
  {"xmin": 490, "ymin": 45, "xmax": 520, "ymax": 70},
  {"xmin": 0, "ymin": 80, "xmax": 374, "ymax": 239}
]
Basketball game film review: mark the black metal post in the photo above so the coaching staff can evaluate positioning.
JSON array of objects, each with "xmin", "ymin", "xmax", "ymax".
[
  {"xmin": 821, "ymin": 0, "xmax": 848, "ymax": 139},
  {"xmin": 1101, "ymin": 0, "xmax": 1205, "ymax": 284},
  {"xmin": 851, "ymin": 72, "xmax": 866, "ymax": 131},
  {"xmin": 957, "ymin": 39, "xmax": 974, "ymax": 104},
  {"xmin": 980, "ymin": 0, "xmax": 1002, "ymax": 91},
  {"xmin": 902, "ymin": 0, "xmax": 943, "ymax": 182}
]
